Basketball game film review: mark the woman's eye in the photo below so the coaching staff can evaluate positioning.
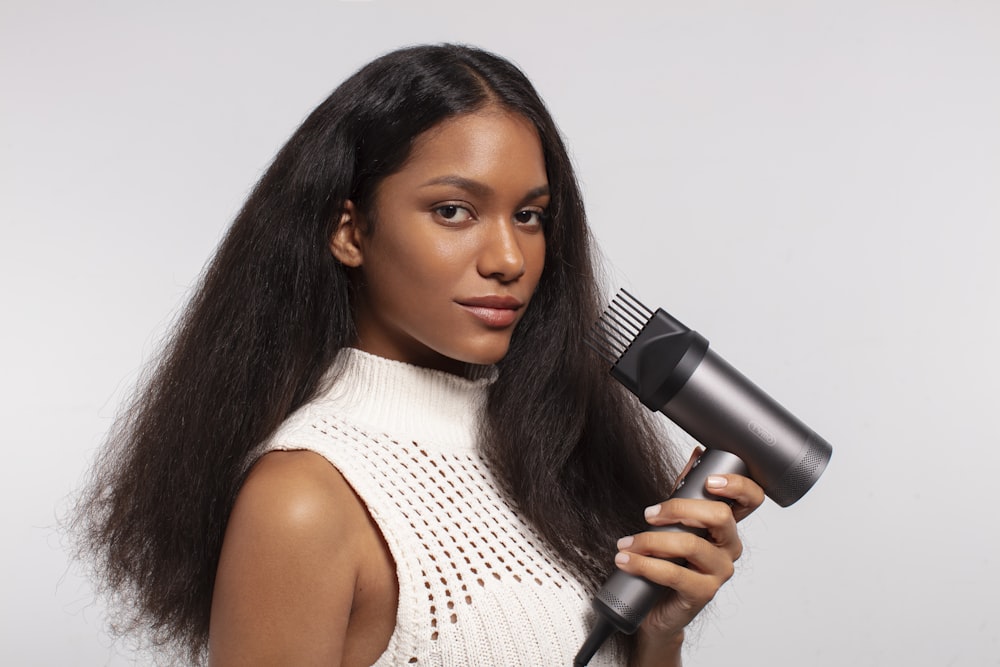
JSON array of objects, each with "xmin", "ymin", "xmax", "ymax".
[
  {"xmin": 434, "ymin": 205, "xmax": 474, "ymax": 223},
  {"xmin": 514, "ymin": 209, "xmax": 546, "ymax": 228}
]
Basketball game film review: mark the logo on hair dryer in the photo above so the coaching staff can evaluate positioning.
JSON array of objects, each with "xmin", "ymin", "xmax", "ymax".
[{"xmin": 747, "ymin": 420, "xmax": 776, "ymax": 446}]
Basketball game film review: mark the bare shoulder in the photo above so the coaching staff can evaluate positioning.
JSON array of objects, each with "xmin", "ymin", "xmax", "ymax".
[
  {"xmin": 233, "ymin": 449, "xmax": 369, "ymax": 539},
  {"xmin": 209, "ymin": 450, "xmax": 370, "ymax": 665}
]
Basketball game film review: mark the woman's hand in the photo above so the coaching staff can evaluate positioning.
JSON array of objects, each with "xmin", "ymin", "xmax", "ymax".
[{"xmin": 616, "ymin": 448, "xmax": 766, "ymax": 665}]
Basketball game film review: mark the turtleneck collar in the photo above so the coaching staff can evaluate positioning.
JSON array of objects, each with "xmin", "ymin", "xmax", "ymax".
[{"xmin": 310, "ymin": 348, "xmax": 498, "ymax": 452}]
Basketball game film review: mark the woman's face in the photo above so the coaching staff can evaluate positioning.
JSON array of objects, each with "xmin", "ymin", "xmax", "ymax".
[{"xmin": 333, "ymin": 108, "xmax": 549, "ymax": 374}]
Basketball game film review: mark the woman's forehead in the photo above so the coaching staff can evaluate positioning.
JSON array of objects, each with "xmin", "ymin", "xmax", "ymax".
[{"xmin": 394, "ymin": 110, "xmax": 547, "ymax": 187}]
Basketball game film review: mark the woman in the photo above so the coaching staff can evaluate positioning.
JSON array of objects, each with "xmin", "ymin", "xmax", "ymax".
[{"xmin": 76, "ymin": 44, "xmax": 764, "ymax": 665}]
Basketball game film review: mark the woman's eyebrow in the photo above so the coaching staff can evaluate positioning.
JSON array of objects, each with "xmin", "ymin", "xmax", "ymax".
[
  {"xmin": 419, "ymin": 175, "xmax": 550, "ymax": 203},
  {"xmin": 420, "ymin": 175, "xmax": 493, "ymax": 197},
  {"xmin": 521, "ymin": 185, "xmax": 550, "ymax": 202}
]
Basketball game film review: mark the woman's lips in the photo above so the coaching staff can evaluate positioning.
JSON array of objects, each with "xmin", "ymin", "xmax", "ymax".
[
  {"xmin": 456, "ymin": 296, "xmax": 524, "ymax": 328},
  {"xmin": 459, "ymin": 305, "xmax": 519, "ymax": 327}
]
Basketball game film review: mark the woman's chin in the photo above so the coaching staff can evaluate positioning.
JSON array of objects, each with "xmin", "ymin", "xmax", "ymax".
[{"xmin": 442, "ymin": 340, "xmax": 512, "ymax": 369}]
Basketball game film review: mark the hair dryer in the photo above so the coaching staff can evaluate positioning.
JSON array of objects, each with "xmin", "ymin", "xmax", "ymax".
[{"xmin": 575, "ymin": 290, "xmax": 833, "ymax": 666}]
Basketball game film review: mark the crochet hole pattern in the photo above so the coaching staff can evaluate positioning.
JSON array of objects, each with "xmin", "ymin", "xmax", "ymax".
[
  {"xmin": 315, "ymin": 417, "xmax": 581, "ymax": 647},
  {"xmin": 266, "ymin": 352, "xmax": 631, "ymax": 665}
]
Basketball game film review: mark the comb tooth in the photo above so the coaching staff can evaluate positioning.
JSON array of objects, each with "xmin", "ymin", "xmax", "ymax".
[
  {"xmin": 585, "ymin": 322, "xmax": 627, "ymax": 361},
  {"xmin": 583, "ymin": 334, "xmax": 618, "ymax": 365},
  {"xmin": 607, "ymin": 301, "xmax": 647, "ymax": 335},
  {"xmin": 609, "ymin": 295, "xmax": 652, "ymax": 335},
  {"xmin": 591, "ymin": 319, "xmax": 630, "ymax": 356},
  {"xmin": 586, "ymin": 288, "xmax": 658, "ymax": 366},
  {"xmin": 586, "ymin": 318, "xmax": 628, "ymax": 364},
  {"xmin": 618, "ymin": 290, "xmax": 653, "ymax": 320},
  {"xmin": 618, "ymin": 289, "xmax": 652, "ymax": 314},
  {"xmin": 614, "ymin": 289, "xmax": 654, "ymax": 325}
]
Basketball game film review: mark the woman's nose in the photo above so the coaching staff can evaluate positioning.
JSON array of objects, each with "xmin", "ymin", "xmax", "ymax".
[{"xmin": 477, "ymin": 218, "xmax": 526, "ymax": 282}]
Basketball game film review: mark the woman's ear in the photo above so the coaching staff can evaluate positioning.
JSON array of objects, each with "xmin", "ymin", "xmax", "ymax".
[{"xmin": 329, "ymin": 200, "xmax": 365, "ymax": 267}]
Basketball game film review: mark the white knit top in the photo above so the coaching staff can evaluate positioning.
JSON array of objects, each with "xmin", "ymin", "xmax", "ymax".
[{"xmin": 259, "ymin": 348, "xmax": 625, "ymax": 666}]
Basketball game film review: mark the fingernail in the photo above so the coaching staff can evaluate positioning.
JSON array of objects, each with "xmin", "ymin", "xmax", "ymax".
[
  {"xmin": 644, "ymin": 503, "xmax": 661, "ymax": 519},
  {"xmin": 615, "ymin": 552, "xmax": 630, "ymax": 565},
  {"xmin": 707, "ymin": 475, "xmax": 728, "ymax": 489},
  {"xmin": 616, "ymin": 536, "xmax": 634, "ymax": 550}
]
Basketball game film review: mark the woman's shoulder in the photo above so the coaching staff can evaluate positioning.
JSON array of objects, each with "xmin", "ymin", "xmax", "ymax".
[
  {"xmin": 209, "ymin": 450, "xmax": 378, "ymax": 663},
  {"xmin": 230, "ymin": 449, "xmax": 369, "ymax": 545}
]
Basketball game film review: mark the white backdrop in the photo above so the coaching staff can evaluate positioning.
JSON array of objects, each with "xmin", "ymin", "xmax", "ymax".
[{"xmin": 3, "ymin": 1, "xmax": 998, "ymax": 665}]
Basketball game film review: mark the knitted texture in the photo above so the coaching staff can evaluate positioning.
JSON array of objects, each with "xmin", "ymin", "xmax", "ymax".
[{"xmin": 259, "ymin": 348, "xmax": 625, "ymax": 666}]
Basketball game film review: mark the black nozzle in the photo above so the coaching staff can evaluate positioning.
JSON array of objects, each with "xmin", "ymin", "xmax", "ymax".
[{"xmin": 609, "ymin": 309, "xmax": 709, "ymax": 412}]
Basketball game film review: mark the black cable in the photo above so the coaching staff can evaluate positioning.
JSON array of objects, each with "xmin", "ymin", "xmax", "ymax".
[{"xmin": 573, "ymin": 615, "xmax": 616, "ymax": 666}]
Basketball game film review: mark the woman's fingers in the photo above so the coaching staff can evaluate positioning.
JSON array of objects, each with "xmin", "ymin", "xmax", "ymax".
[
  {"xmin": 618, "ymin": 460, "xmax": 767, "ymax": 643},
  {"xmin": 614, "ymin": 531, "xmax": 734, "ymax": 605},
  {"xmin": 617, "ymin": 531, "xmax": 735, "ymax": 578},
  {"xmin": 643, "ymin": 497, "xmax": 744, "ymax": 561},
  {"xmin": 671, "ymin": 448, "xmax": 766, "ymax": 522},
  {"xmin": 702, "ymin": 473, "xmax": 766, "ymax": 522}
]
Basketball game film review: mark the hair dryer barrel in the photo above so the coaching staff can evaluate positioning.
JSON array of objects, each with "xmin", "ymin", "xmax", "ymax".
[{"xmin": 658, "ymin": 347, "xmax": 831, "ymax": 507}]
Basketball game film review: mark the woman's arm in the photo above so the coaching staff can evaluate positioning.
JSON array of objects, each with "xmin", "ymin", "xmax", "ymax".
[
  {"xmin": 620, "ymin": 456, "xmax": 767, "ymax": 667},
  {"xmin": 208, "ymin": 450, "xmax": 393, "ymax": 666}
]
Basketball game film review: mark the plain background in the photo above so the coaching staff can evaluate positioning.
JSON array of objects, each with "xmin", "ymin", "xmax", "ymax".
[{"xmin": 3, "ymin": 1, "xmax": 998, "ymax": 665}]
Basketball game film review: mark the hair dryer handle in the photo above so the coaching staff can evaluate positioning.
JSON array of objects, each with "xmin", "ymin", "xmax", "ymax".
[{"xmin": 592, "ymin": 449, "xmax": 749, "ymax": 635}]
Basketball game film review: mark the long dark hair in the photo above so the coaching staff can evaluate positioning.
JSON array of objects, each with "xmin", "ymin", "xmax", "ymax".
[{"xmin": 74, "ymin": 44, "xmax": 678, "ymax": 663}]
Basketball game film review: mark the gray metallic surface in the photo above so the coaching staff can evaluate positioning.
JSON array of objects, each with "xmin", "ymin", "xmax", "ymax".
[
  {"xmin": 594, "ymin": 449, "xmax": 750, "ymax": 634},
  {"xmin": 661, "ymin": 349, "xmax": 832, "ymax": 506}
]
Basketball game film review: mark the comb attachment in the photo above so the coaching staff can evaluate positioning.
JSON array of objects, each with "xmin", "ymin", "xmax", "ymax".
[
  {"xmin": 587, "ymin": 289, "xmax": 707, "ymax": 411},
  {"xmin": 584, "ymin": 289, "xmax": 655, "ymax": 365}
]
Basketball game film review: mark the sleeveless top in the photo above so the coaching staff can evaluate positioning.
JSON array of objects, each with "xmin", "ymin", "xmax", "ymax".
[{"xmin": 257, "ymin": 348, "xmax": 625, "ymax": 666}]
